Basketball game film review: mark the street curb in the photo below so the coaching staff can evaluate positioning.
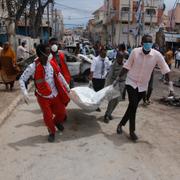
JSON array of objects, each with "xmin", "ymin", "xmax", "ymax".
[{"xmin": 0, "ymin": 82, "xmax": 34, "ymax": 127}]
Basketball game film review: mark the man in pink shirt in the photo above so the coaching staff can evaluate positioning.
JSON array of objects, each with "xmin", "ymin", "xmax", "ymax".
[{"xmin": 115, "ymin": 34, "xmax": 173, "ymax": 141}]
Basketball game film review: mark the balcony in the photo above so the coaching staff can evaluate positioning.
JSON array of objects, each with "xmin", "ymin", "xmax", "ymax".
[
  {"xmin": 120, "ymin": 5, "xmax": 133, "ymax": 23},
  {"xmin": 144, "ymin": 8, "xmax": 157, "ymax": 24}
]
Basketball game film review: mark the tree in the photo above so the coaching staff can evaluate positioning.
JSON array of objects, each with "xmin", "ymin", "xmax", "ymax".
[
  {"xmin": 6, "ymin": 0, "xmax": 53, "ymax": 38},
  {"xmin": 29, "ymin": 0, "xmax": 53, "ymax": 38}
]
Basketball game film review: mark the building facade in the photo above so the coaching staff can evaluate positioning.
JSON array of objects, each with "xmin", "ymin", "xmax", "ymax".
[{"xmin": 88, "ymin": 0, "xmax": 165, "ymax": 47}]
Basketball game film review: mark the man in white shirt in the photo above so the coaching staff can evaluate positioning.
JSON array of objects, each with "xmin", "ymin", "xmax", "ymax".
[
  {"xmin": 90, "ymin": 47, "xmax": 111, "ymax": 92},
  {"xmin": 19, "ymin": 44, "xmax": 70, "ymax": 142},
  {"xmin": 175, "ymin": 48, "xmax": 180, "ymax": 68},
  {"xmin": 17, "ymin": 41, "xmax": 28, "ymax": 62},
  {"xmin": 115, "ymin": 34, "xmax": 174, "ymax": 141},
  {"xmin": 89, "ymin": 47, "xmax": 110, "ymax": 111}
]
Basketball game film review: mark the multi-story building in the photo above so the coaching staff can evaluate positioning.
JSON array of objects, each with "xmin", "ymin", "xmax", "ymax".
[
  {"xmin": 92, "ymin": 5, "xmax": 105, "ymax": 44},
  {"xmin": 167, "ymin": 3, "xmax": 180, "ymax": 33},
  {"xmin": 103, "ymin": 0, "xmax": 165, "ymax": 46},
  {"xmin": 87, "ymin": 19, "xmax": 95, "ymax": 42}
]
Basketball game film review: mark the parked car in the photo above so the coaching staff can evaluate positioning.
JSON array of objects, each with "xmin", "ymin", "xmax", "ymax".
[
  {"xmin": 61, "ymin": 51, "xmax": 92, "ymax": 82},
  {"xmin": 61, "ymin": 50, "xmax": 81, "ymax": 77},
  {"xmin": 77, "ymin": 54, "xmax": 92, "ymax": 82}
]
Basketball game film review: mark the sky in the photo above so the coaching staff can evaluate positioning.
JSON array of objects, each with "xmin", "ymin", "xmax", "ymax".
[
  {"xmin": 55, "ymin": 0, "xmax": 104, "ymax": 28},
  {"xmin": 55, "ymin": 0, "xmax": 174, "ymax": 28}
]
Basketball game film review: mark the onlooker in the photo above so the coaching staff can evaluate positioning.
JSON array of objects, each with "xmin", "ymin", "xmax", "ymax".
[
  {"xmin": 0, "ymin": 42, "xmax": 20, "ymax": 90},
  {"xmin": 165, "ymin": 47, "xmax": 174, "ymax": 69},
  {"xmin": 17, "ymin": 41, "xmax": 29, "ymax": 62},
  {"xmin": 118, "ymin": 43, "xmax": 129, "ymax": 60},
  {"xmin": 89, "ymin": 46, "xmax": 96, "ymax": 56},
  {"xmin": 175, "ymin": 48, "xmax": 180, "ymax": 68},
  {"xmin": 116, "ymin": 34, "xmax": 173, "ymax": 141},
  {"xmin": 104, "ymin": 52, "xmax": 126, "ymax": 123},
  {"xmin": 74, "ymin": 43, "xmax": 80, "ymax": 56}
]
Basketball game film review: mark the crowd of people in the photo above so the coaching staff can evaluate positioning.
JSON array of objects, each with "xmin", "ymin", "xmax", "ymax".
[{"xmin": 0, "ymin": 34, "xmax": 177, "ymax": 142}]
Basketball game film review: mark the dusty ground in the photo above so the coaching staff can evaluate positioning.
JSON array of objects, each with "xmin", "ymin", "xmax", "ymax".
[
  {"xmin": 0, "ymin": 69, "xmax": 179, "ymax": 180},
  {"xmin": 0, "ymin": 81, "xmax": 20, "ymax": 114}
]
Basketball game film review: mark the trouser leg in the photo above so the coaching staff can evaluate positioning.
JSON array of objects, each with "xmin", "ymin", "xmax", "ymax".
[
  {"xmin": 106, "ymin": 97, "xmax": 120, "ymax": 116},
  {"xmin": 120, "ymin": 85, "xmax": 137, "ymax": 126},
  {"xmin": 10, "ymin": 81, "xmax": 14, "ymax": 90},
  {"xmin": 37, "ymin": 95, "xmax": 56, "ymax": 134},
  {"xmin": 178, "ymin": 61, "xmax": 180, "ymax": 68},
  {"xmin": 122, "ymin": 86, "xmax": 126, "ymax": 99},
  {"xmin": 120, "ymin": 85, "xmax": 145, "ymax": 133},
  {"xmin": 146, "ymin": 87, "xmax": 153, "ymax": 101},
  {"xmin": 92, "ymin": 78, "xmax": 105, "ymax": 92},
  {"xmin": 175, "ymin": 59, "xmax": 177, "ymax": 68},
  {"xmin": 51, "ymin": 95, "xmax": 66, "ymax": 125},
  {"xmin": 129, "ymin": 90, "xmax": 145, "ymax": 132}
]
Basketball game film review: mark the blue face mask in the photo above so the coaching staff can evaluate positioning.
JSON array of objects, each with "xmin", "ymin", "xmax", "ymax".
[{"xmin": 143, "ymin": 43, "xmax": 153, "ymax": 52}]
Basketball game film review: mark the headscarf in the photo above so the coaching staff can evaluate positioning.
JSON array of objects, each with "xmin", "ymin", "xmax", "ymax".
[{"xmin": 0, "ymin": 42, "xmax": 16, "ymax": 65}]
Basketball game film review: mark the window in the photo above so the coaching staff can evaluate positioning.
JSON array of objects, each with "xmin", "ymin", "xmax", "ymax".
[
  {"xmin": 146, "ymin": 8, "xmax": 156, "ymax": 15},
  {"xmin": 121, "ymin": 7, "xmax": 130, "ymax": 13}
]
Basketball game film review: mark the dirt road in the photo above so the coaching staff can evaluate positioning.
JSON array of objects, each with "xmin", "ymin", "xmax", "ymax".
[{"xmin": 0, "ymin": 70, "xmax": 179, "ymax": 180}]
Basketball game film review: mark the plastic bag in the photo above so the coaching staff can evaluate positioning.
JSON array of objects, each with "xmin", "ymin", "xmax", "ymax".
[{"xmin": 69, "ymin": 85, "xmax": 120, "ymax": 112}]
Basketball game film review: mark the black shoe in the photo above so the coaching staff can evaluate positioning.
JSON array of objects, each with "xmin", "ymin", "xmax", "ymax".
[
  {"xmin": 108, "ymin": 115, "xmax": 113, "ymax": 120},
  {"xmin": 104, "ymin": 114, "xmax": 110, "ymax": 123},
  {"xmin": 48, "ymin": 133, "xmax": 55, "ymax": 142},
  {"xmin": 96, "ymin": 107, "xmax": 101, "ymax": 112},
  {"xmin": 117, "ymin": 124, "xmax": 123, "ymax": 134},
  {"xmin": 130, "ymin": 132, "xmax": 138, "ymax": 141},
  {"xmin": 56, "ymin": 123, "xmax": 64, "ymax": 132}
]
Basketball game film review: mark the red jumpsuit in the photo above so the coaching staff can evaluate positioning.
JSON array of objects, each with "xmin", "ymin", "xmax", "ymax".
[
  {"xmin": 51, "ymin": 51, "xmax": 71, "ymax": 84},
  {"xmin": 34, "ymin": 60, "xmax": 70, "ymax": 134}
]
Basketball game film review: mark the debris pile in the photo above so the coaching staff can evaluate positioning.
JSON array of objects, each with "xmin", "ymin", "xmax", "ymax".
[{"xmin": 159, "ymin": 96, "xmax": 180, "ymax": 107}]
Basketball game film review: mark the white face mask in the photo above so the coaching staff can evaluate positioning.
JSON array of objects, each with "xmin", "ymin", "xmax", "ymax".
[{"xmin": 51, "ymin": 44, "xmax": 58, "ymax": 52}]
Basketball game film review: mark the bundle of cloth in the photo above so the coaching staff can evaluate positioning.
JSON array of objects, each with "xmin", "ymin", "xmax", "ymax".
[{"xmin": 69, "ymin": 85, "xmax": 120, "ymax": 112}]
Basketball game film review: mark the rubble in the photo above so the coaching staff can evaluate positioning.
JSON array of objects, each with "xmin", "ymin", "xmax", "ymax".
[{"xmin": 159, "ymin": 96, "xmax": 180, "ymax": 107}]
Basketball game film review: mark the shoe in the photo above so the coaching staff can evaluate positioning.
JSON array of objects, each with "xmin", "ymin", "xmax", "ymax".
[
  {"xmin": 143, "ymin": 101, "xmax": 148, "ymax": 107},
  {"xmin": 130, "ymin": 132, "xmax": 138, "ymax": 141},
  {"xmin": 146, "ymin": 100, "xmax": 151, "ymax": 105},
  {"xmin": 104, "ymin": 114, "xmax": 110, "ymax": 123},
  {"xmin": 117, "ymin": 124, "xmax": 123, "ymax": 134},
  {"xmin": 56, "ymin": 123, "xmax": 64, "ymax": 132},
  {"xmin": 96, "ymin": 107, "xmax": 101, "ymax": 112},
  {"xmin": 48, "ymin": 133, "xmax": 55, "ymax": 142},
  {"xmin": 108, "ymin": 115, "xmax": 113, "ymax": 120}
]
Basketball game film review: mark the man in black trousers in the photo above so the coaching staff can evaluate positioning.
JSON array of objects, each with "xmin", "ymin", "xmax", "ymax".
[{"xmin": 115, "ymin": 34, "xmax": 173, "ymax": 141}]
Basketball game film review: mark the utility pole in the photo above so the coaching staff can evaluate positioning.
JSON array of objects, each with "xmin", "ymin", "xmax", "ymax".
[
  {"xmin": 118, "ymin": 1, "xmax": 122, "ymax": 45},
  {"xmin": 47, "ymin": 3, "xmax": 50, "ymax": 40},
  {"xmin": 55, "ymin": 8, "xmax": 57, "ymax": 38},
  {"xmin": 127, "ymin": 0, "xmax": 131, "ymax": 45},
  {"xmin": 51, "ymin": 1, "xmax": 54, "ymax": 37},
  {"xmin": 142, "ymin": 0, "xmax": 145, "ymax": 36}
]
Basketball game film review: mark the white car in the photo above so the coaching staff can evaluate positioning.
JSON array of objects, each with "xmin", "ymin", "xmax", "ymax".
[
  {"xmin": 78, "ymin": 54, "xmax": 93, "ymax": 81},
  {"xmin": 63, "ymin": 51, "xmax": 93, "ymax": 82}
]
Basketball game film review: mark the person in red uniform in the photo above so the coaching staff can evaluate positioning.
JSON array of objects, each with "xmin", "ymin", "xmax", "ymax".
[
  {"xmin": 19, "ymin": 44, "xmax": 70, "ymax": 142},
  {"xmin": 49, "ymin": 37, "xmax": 71, "ymax": 84}
]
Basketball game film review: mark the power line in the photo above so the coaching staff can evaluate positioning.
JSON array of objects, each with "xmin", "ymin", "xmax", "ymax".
[
  {"xmin": 63, "ymin": 16, "xmax": 93, "ymax": 20},
  {"xmin": 55, "ymin": 2, "xmax": 93, "ymax": 13}
]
